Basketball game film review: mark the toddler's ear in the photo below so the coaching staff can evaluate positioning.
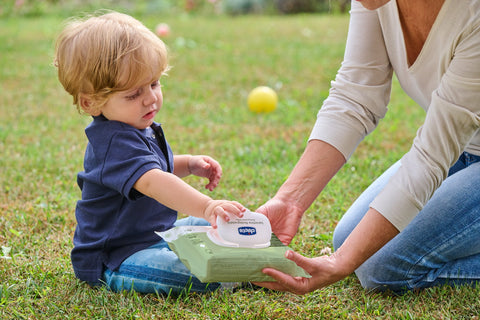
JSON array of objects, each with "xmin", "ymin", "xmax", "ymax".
[{"xmin": 79, "ymin": 93, "xmax": 101, "ymax": 116}]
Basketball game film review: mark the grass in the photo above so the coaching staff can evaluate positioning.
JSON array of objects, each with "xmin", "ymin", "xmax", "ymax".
[{"xmin": 0, "ymin": 6, "xmax": 479, "ymax": 319}]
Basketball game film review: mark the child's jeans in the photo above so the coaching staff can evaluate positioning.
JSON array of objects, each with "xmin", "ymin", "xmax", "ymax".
[
  {"xmin": 102, "ymin": 216, "xmax": 221, "ymax": 295},
  {"xmin": 333, "ymin": 152, "xmax": 480, "ymax": 294}
]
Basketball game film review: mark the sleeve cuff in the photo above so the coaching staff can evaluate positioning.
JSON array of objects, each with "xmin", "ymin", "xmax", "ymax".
[
  {"xmin": 308, "ymin": 116, "xmax": 365, "ymax": 160},
  {"xmin": 369, "ymin": 181, "xmax": 422, "ymax": 231},
  {"xmin": 123, "ymin": 162, "xmax": 161, "ymax": 200}
]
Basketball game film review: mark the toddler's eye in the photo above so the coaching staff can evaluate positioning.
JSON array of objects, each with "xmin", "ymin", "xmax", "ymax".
[
  {"xmin": 126, "ymin": 91, "xmax": 140, "ymax": 100},
  {"xmin": 151, "ymin": 80, "xmax": 160, "ymax": 88}
]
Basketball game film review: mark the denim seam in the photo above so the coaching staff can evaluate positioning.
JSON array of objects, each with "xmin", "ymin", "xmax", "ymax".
[{"xmin": 405, "ymin": 212, "xmax": 480, "ymax": 288}]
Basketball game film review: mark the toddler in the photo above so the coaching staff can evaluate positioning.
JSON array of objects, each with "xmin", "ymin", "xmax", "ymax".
[{"xmin": 54, "ymin": 11, "xmax": 245, "ymax": 295}]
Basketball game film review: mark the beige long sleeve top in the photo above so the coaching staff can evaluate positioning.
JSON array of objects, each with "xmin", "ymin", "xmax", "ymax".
[{"xmin": 309, "ymin": 0, "xmax": 480, "ymax": 230}]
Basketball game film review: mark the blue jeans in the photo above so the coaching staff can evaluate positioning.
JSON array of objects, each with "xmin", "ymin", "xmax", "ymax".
[
  {"xmin": 333, "ymin": 152, "xmax": 480, "ymax": 294},
  {"xmin": 103, "ymin": 216, "xmax": 221, "ymax": 295}
]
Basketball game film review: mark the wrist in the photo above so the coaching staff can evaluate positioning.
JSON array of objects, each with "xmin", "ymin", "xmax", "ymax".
[
  {"xmin": 329, "ymin": 250, "xmax": 357, "ymax": 279},
  {"xmin": 186, "ymin": 155, "xmax": 193, "ymax": 175},
  {"xmin": 274, "ymin": 185, "xmax": 310, "ymax": 214},
  {"xmin": 202, "ymin": 198, "xmax": 215, "ymax": 221}
]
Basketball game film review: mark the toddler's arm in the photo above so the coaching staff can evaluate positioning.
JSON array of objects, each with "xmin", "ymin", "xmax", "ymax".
[
  {"xmin": 173, "ymin": 155, "xmax": 222, "ymax": 191},
  {"xmin": 133, "ymin": 168, "xmax": 244, "ymax": 227}
]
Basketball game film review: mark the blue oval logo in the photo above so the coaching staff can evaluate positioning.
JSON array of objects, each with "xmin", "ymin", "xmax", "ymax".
[{"xmin": 238, "ymin": 226, "xmax": 256, "ymax": 236}]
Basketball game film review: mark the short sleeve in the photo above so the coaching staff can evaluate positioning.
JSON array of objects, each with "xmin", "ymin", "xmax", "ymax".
[{"xmin": 100, "ymin": 131, "xmax": 162, "ymax": 199}]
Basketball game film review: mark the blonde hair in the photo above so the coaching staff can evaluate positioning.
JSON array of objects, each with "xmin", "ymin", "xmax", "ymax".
[{"xmin": 54, "ymin": 11, "xmax": 169, "ymax": 113}]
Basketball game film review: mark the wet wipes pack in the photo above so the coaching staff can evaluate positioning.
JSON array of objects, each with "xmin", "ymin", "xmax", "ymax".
[{"xmin": 156, "ymin": 211, "xmax": 310, "ymax": 283}]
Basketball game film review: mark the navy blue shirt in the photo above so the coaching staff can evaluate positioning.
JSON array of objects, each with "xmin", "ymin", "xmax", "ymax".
[{"xmin": 72, "ymin": 116, "xmax": 177, "ymax": 284}]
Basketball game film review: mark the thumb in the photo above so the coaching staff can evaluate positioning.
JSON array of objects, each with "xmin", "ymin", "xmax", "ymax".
[
  {"xmin": 285, "ymin": 250, "xmax": 315, "ymax": 275},
  {"xmin": 255, "ymin": 204, "xmax": 267, "ymax": 215},
  {"xmin": 200, "ymin": 158, "xmax": 211, "ymax": 169}
]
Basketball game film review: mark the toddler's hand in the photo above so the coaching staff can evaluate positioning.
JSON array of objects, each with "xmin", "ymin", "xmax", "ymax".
[
  {"xmin": 203, "ymin": 200, "xmax": 245, "ymax": 228},
  {"xmin": 188, "ymin": 155, "xmax": 222, "ymax": 191}
]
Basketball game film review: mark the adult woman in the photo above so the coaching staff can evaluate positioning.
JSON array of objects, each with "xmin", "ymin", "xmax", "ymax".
[{"xmin": 256, "ymin": 0, "xmax": 480, "ymax": 294}]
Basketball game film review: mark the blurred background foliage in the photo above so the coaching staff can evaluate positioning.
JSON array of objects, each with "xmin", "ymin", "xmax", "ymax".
[{"xmin": 0, "ymin": 0, "xmax": 351, "ymax": 18}]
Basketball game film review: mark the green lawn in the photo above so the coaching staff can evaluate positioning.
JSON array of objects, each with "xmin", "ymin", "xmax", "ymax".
[{"xmin": 1, "ymin": 8, "xmax": 479, "ymax": 319}]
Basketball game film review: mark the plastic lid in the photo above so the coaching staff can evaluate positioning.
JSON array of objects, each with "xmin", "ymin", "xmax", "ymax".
[{"xmin": 207, "ymin": 210, "xmax": 272, "ymax": 248}]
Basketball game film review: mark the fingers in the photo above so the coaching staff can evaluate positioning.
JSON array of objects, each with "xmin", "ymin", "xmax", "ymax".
[
  {"xmin": 189, "ymin": 156, "xmax": 223, "ymax": 191},
  {"xmin": 255, "ymin": 268, "xmax": 310, "ymax": 295},
  {"xmin": 202, "ymin": 155, "xmax": 220, "ymax": 168},
  {"xmin": 202, "ymin": 157, "xmax": 222, "ymax": 176},
  {"xmin": 252, "ymin": 280, "xmax": 288, "ymax": 291},
  {"xmin": 205, "ymin": 161, "xmax": 222, "ymax": 191},
  {"xmin": 214, "ymin": 203, "xmax": 245, "ymax": 219},
  {"xmin": 208, "ymin": 201, "xmax": 246, "ymax": 228},
  {"xmin": 205, "ymin": 180, "xmax": 218, "ymax": 191},
  {"xmin": 213, "ymin": 206, "xmax": 231, "ymax": 223},
  {"xmin": 252, "ymin": 251, "xmax": 316, "ymax": 294},
  {"xmin": 230, "ymin": 201, "xmax": 246, "ymax": 214}
]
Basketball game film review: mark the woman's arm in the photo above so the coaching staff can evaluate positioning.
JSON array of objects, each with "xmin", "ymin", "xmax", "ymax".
[{"xmin": 257, "ymin": 139, "xmax": 346, "ymax": 244}]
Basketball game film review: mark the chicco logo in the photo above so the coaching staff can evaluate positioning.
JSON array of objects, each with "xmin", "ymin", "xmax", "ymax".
[{"xmin": 238, "ymin": 227, "xmax": 256, "ymax": 236}]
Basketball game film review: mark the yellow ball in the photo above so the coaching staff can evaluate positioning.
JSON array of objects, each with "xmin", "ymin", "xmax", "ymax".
[{"xmin": 247, "ymin": 86, "xmax": 278, "ymax": 113}]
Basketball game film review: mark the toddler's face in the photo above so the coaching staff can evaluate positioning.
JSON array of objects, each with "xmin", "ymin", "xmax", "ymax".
[{"xmin": 100, "ymin": 79, "xmax": 163, "ymax": 129}]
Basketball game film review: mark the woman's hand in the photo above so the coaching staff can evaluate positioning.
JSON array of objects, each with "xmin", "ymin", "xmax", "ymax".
[
  {"xmin": 256, "ymin": 197, "xmax": 304, "ymax": 245},
  {"xmin": 254, "ymin": 250, "xmax": 350, "ymax": 295},
  {"xmin": 188, "ymin": 155, "xmax": 222, "ymax": 191},
  {"xmin": 256, "ymin": 209, "xmax": 399, "ymax": 294}
]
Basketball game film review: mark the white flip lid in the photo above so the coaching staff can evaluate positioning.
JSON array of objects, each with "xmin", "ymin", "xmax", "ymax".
[{"xmin": 207, "ymin": 210, "xmax": 272, "ymax": 248}]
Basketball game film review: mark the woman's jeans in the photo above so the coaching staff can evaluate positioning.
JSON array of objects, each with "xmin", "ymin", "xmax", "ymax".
[
  {"xmin": 103, "ymin": 217, "xmax": 221, "ymax": 295},
  {"xmin": 333, "ymin": 152, "xmax": 480, "ymax": 294}
]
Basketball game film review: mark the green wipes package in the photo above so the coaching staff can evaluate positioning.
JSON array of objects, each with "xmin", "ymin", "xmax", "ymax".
[{"xmin": 155, "ymin": 225, "xmax": 310, "ymax": 283}]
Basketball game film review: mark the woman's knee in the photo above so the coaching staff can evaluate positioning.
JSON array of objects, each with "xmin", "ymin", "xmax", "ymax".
[{"xmin": 354, "ymin": 261, "xmax": 409, "ymax": 294}]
